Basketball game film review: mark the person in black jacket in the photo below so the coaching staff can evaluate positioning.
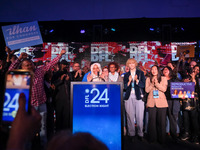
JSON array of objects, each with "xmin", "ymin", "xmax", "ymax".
[
  {"xmin": 44, "ymin": 70, "xmax": 55, "ymax": 141},
  {"xmin": 123, "ymin": 58, "xmax": 145, "ymax": 141},
  {"xmin": 162, "ymin": 66, "xmax": 180, "ymax": 141},
  {"xmin": 52, "ymin": 60, "xmax": 72, "ymax": 132},
  {"xmin": 70, "ymin": 62, "xmax": 84, "ymax": 81},
  {"xmin": 180, "ymin": 66, "xmax": 200, "ymax": 144}
]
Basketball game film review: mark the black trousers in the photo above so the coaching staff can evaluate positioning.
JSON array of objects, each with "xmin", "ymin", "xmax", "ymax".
[
  {"xmin": 167, "ymin": 101, "xmax": 179, "ymax": 138},
  {"xmin": 55, "ymin": 101, "xmax": 70, "ymax": 132},
  {"xmin": 148, "ymin": 107, "xmax": 167, "ymax": 144},
  {"xmin": 183, "ymin": 109, "xmax": 199, "ymax": 136},
  {"xmin": 46, "ymin": 101, "xmax": 55, "ymax": 141}
]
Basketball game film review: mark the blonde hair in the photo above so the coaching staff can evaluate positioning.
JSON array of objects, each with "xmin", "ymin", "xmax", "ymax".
[{"xmin": 126, "ymin": 58, "xmax": 138, "ymax": 67}]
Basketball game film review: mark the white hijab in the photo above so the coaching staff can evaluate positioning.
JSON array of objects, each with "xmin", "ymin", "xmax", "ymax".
[{"xmin": 90, "ymin": 63, "xmax": 102, "ymax": 82}]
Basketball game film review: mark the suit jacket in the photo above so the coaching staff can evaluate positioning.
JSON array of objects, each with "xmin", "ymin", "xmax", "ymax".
[
  {"xmin": 70, "ymin": 70, "xmax": 84, "ymax": 81},
  {"xmin": 124, "ymin": 69, "xmax": 145, "ymax": 100},
  {"xmin": 117, "ymin": 75, "xmax": 123, "ymax": 82},
  {"xmin": 145, "ymin": 76, "xmax": 168, "ymax": 108},
  {"xmin": 116, "ymin": 74, "xmax": 124, "ymax": 89}
]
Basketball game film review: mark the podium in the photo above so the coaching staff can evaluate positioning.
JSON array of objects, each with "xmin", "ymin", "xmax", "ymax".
[{"xmin": 71, "ymin": 82, "xmax": 123, "ymax": 150}]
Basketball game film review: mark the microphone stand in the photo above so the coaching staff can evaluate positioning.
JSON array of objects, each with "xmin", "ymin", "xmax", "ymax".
[{"xmin": 91, "ymin": 72, "xmax": 105, "ymax": 82}]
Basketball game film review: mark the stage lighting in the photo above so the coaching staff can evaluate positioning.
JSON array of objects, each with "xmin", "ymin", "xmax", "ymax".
[
  {"xmin": 49, "ymin": 29, "xmax": 54, "ymax": 33},
  {"xmin": 149, "ymin": 28, "xmax": 154, "ymax": 31},
  {"xmin": 111, "ymin": 28, "xmax": 116, "ymax": 31},
  {"xmin": 80, "ymin": 29, "xmax": 85, "ymax": 34}
]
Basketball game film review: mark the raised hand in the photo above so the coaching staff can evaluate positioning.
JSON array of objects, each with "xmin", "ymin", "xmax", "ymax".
[
  {"xmin": 61, "ymin": 74, "xmax": 67, "ymax": 80},
  {"xmin": 65, "ymin": 74, "xmax": 70, "ymax": 81},
  {"xmin": 60, "ymin": 50, "xmax": 66, "ymax": 56},
  {"xmin": 87, "ymin": 73, "xmax": 93, "ymax": 82},
  {"xmin": 18, "ymin": 52, "xmax": 28, "ymax": 60},
  {"xmin": 5, "ymin": 46, "xmax": 11, "ymax": 54},
  {"xmin": 7, "ymin": 93, "xmax": 41, "ymax": 149}
]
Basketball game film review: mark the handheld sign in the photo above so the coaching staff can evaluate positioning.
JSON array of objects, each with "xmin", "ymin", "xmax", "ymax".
[
  {"xmin": 71, "ymin": 82, "xmax": 123, "ymax": 150},
  {"xmin": 2, "ymin": 21, "xmax": 43, "ymax": 50},
  {"xmin": 171, "ymin": 82, "xmax": 195, "ymax": 99}
]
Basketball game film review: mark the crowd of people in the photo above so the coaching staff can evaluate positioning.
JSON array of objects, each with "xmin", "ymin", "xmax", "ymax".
[{"xmin": 0, "ymin": 46, "xmax": 200, "ymax": 149}]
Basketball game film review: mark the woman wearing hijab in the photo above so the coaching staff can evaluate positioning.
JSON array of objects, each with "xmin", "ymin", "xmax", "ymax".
[{"xmin": 87, "ymin": 63, "xmax": 104, "ymax": 82}]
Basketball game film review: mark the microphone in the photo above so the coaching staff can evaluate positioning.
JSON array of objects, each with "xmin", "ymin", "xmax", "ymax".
[{"xmin": 97, "ymin": 71, "xmax": 99, "ymax": 77}]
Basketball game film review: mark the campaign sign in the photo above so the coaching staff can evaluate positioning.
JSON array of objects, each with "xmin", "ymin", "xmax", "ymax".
[
  {"xmin": 170, "ymin": 82, "xmax": 195, "ymax": 99},
  {"xmin": 3, "ymin": 88, "xmax": 29, "ymax": 122},
  {"xmin": 2, "ymin": 21, "xmax": 43, "ymax": 50},
  {"xmin": 71, "ymin": 82, "xmax": 123, "ymax": 150}
]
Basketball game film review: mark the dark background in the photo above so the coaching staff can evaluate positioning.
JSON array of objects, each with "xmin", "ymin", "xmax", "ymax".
[
  {"xmin": 0, "ymin": 0, "xmax": 200, "ymax": 21},
  {"xmin": 1, "ymin": 0, "xmax": 200, "ymax": 59}
]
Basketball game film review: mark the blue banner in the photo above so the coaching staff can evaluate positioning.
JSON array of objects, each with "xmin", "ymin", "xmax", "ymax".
[
  {"xmin": 170, "ymin": 82, "xmax": 195, "ymax": 99},
  {"xmin": 2, "ymin": 21, "xmax": 43, "ymax": 50},
  {"xmin": 71, "ymin": 82, "xmax": 122, "ymax": 150}
]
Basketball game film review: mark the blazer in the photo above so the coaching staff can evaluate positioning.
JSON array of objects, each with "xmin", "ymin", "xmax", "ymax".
[
  {"xmin": 117, "ymin": 75, "xmax": 123, "ymax": 82},
  {"xmin": 124, "ymin": 69, "xmax": 145, "ymax": 100},
  {"xmin": 145, "ymin": 76, "xmax": 168, "ymax": 108}
]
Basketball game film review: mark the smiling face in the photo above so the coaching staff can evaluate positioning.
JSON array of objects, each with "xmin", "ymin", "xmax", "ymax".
[
  {"xmin": 22, "ymin": 60, "xmax": 34, "ymax": 71},
  {"xmin": 128, "ymin": 62, "xmax": 136, "ymax": 70},
  {"xmin": 102, "ymin": 68, "xmax": 109, "ymax": 76},
  {"xmin": 109, "ymin": 64, "xmax": 116, "ymax": 73},
  {"xmin": 126, "ymin": 58, "xmax": 137, "ymax": 71},
  {"xmin": 151, "ymin": 66, "xmax": 158, "ymax": 76},
  {"xmin": 193, "ymin": 66, "xmax": 199, "ymax": 75},
  {"xmin": 92, "ymin": 64, "xmax": 100, "ymax": 76},
  {"xmin": 163, "ymin": 67, "xmax": 170, "ymax": 77}
]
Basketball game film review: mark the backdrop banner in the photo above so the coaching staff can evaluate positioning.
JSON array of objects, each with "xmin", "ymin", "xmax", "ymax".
[{"xmin": 13, "ymin": 41, "xmax": 197, "ymax": 71}]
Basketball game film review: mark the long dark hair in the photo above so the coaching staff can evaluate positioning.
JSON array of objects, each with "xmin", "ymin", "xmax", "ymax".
[
  {"xmin": 162, "ymin": 66, "xmax": 173, "ymax": 79},
  {"xmin": 149, "ymin": 65, "xmax": 161, "ymax": 83}
]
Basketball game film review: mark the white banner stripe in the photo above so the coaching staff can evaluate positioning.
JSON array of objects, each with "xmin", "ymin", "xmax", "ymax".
[{"xmin": 8, "ymin": 36, "xmax": 40, "ymax": 46}]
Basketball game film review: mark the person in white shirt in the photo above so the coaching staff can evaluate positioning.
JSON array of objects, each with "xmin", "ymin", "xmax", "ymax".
[{"xmin": 108, "ymin": 62, "xmax": 123, "ymax": 82}]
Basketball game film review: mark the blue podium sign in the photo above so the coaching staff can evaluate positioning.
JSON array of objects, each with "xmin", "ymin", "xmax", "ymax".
[
  {"xmin": 71, "ymin": 82, "xmax": 123, "ymax": 150},
  {"xmin": 3, "ymin": 88, "xmax": 29, "ymax": 122},
  {"xmin": 2, "ymin": 21, "xmax": 43, "ymax": 50}
]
